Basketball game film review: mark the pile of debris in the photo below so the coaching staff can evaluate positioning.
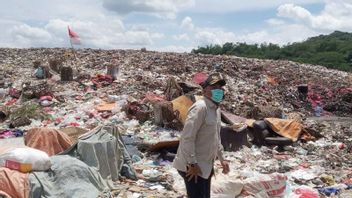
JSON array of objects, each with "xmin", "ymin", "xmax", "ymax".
[
  {"xmin": 0, "ymin": 48, "xmax": 351, "ymax": 197},
  {"xmin": 1, "ymin": 48, "xmax": 351, "ymax": 117}
]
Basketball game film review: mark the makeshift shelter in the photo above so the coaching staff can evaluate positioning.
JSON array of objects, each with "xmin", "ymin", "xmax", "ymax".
[
  {"xmin": 29, "ymin": 155, "xmax": 110, "ymax": 198},
  {"xmin": 0, "ymin": 167, "xmax": 29, "ymax": 198},
  {"xmin": 63, "ymin": 124, "xmax": 137, "ymax": 187},
  {"xmin": 25, "ymin": 128, "xmax": 74, "ymax": 156},
  {"xmin": 0, "ymin": 124, "xmax": 137, "ymax": 197}
]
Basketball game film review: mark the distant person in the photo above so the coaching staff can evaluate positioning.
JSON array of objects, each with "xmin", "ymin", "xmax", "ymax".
[
  {"xmin": 33, "ymin": 65, "xmax": 52, "ymax": 79},
  {"xmin": 315, "ymin": 102, "xmax": 323, "ymax": 117},
  {"xmin": 173, "ymin": 72, "xmax": 230, "ymax": 198},
  {"xmin": 33, "ymin": 65, "xmax": 45, "ymax": 79}
]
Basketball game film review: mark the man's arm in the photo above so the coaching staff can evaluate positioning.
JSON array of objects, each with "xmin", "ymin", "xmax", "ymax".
[
  {"xmin": 217, "ymin": 125, "xmax": 230, "ymax": 174},
  {"xmin": 217, "ymin": 139, "xmax": 225, "ymax": 162},
  {"xmin": 180, "ymin": 103, "xmax": 206, "ymax": 164}
]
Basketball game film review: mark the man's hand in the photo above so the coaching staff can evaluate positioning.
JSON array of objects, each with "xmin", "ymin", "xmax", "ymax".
[
  {"xmin": 220, "ymin": 160, "xmax": 230, "ymax": 174},
  {"xmin": 186, "ymin": 164, "xmax": 202, "ymax": 183}
]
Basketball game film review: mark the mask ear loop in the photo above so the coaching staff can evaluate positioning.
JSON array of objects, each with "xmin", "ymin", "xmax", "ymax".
[{"xmin": 218, "ymin": 88, "xmax": 226, "ymax": 100}]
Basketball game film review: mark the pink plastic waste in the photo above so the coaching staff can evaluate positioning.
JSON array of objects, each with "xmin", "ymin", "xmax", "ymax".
[
  {"xmin": 0, "ymin": 131, "xmax": 14, "ymax": 139},
  {"xmin": 40, "ymin": 96, "xmax": 53, "ymax": 101},
  {"xmin": 68, "ymin": 122, "xmax": 80, "ymax": 127},
  {"xmin": 5, "ymin": 98, "xmax": 17, "ymax": 106},
  {"xmin": 294, "ymin": 188, "xmax": 319, "ymax": 198},
  {"xmin": 338, "ymin": 143, "xmax": 346, "ymax": 150},
  {"xmin": 142, "ymin": 92, "xmax": 165, "ymax": 103}
]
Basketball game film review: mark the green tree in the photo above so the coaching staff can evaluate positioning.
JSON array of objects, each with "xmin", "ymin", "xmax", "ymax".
[{"xmin": 192, "ymin": 31, "xmax": 352, "ymax": 72}]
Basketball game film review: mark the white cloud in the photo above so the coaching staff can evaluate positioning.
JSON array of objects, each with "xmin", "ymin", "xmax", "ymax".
[
  {"xmin": 2, "ymin": 17, "xmax": 163, "ymax": 49},
  {"xmin": 194, "ymin": 29, "xmax": 236, "ymax": 45},
  {"xmin": 0, "ymin": 0, "xmax": 105, "ymax": 22},
  {"xmin": 266, "ymin": 18, "xmax": 286, "ymax": 26},
  {"xmin": 0, "ymin": 0, "xmax": 350, "ymax": 53},
  {"xmin": 243, "ymin": 25, "xmax": 318, "ymax": 44},
  {"xmin": 174, "ymin": 1, "xmax": 350, "ymax": 49},
  {"xmin": 311, "ymin": 0, "xmax": 352, "ymax": 30},
  {"xmin": 102, "ymin": 0, "xmax": 195, "ymax": 18},
  {"xmin": 123, "ymin": 31, "xmax": 153, "ymax": 45},
  {"xmin": 151, "ymin": 32, "xmax": 165, "ymax": 39},
  {"xmin": 190, "ymin": 24, "xmax": 318, "ymax": 47},
  {"xmin": 195, "ymin": 31, "xmax": 218, "ymax": 45},
  {"xmin": 323, "ymin": 0, "xmax": 352, "ymax": 17},
  {"xmin": 12, "ymin": 24, "xmax": 52, "ymax": 40},
  {"xmin": 45, "ymin": 19, "xmax": 70, "ymax": 36},
  {"xmin": 152, "ymin": 45, "xmax": 194, "ymax": 53},
  {"xmin": 177, "ymin": 6, "xmax": 322, "ymax": 48},
  {"xmin": 173, "ymin": 33, "xmax": 190, "ymax": 41},
  {"xmin": 277, "ymin": 1, "xmax": 352, "ymax": 31},
  {"xmin": 0, "ymin": 19, "xmax": 23, "ymax": 47},
  {"xmin": 278, "ymin": 4, "xmax": 312, "ymax": 22},
  {"xmin": 239, "ymin": 31, "xmax": 269, "ymax": 44},
  {"xmin": 189, "ymin": 0, "xmax": 323, "ymax": 13},
  {"xmin": 9, "ymin": 24, "xmax": 52, "ymax": 47},
  {"xmin": 181, "ymin": 16, "xmax": 195, "ymax": 30}
]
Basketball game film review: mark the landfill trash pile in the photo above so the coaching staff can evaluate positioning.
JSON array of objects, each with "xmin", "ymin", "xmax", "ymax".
[
  {"xmin": 0, "ymin": 48, "xmax": 351, "ymax": 197},
  {"xmin": 0, "ymin": 48, "xmax": 351, "ymax": 118}
]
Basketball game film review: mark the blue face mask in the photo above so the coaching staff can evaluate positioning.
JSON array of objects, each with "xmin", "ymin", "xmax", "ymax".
[{"xmin": 211, "ymin": 89, "xmax": 224, "ymax": 103}]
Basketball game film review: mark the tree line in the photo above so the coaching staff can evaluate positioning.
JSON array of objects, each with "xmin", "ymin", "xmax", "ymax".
[{"xmin": 192, "ymin": 31, "xmax": 352, "ymax": 72}]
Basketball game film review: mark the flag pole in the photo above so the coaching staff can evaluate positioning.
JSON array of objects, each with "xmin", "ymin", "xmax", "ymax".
[
  {"xmin": 69, "ymin": 37, "xmax": 78, "ymax": 60},
  {"xmin": 68, "ymin": 26, "xmax": 78, "ymax": 66}
]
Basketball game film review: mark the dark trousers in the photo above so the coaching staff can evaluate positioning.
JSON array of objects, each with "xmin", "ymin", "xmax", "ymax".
[{"xmin": 178, "ymin": 170, "xmax": 213, "ymax": 198}]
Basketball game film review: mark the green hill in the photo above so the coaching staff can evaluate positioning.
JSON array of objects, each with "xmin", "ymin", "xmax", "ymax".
[{"xmin": 192, "ymin": 31, "xmax": 352, "ymax": 72}]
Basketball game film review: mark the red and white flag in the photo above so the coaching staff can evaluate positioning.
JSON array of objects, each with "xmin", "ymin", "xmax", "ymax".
[{"xmin": 68, "ymin": 26, "xmax": 81, "ymax": 45}]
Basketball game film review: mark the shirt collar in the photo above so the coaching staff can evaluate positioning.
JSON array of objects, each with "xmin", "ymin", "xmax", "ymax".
[{"xmin": 204, "ymin": 96, "xmax": 218, "ymax": 109}]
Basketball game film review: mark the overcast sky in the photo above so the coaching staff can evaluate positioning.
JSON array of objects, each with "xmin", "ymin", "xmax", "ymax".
[{"xmin": 1, "ymin": 0, "xmax": 351, "ymax": 52}]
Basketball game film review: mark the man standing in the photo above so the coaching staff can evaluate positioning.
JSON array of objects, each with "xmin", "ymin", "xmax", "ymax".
[{"xmin": 173, "ymin": 73, "xmax": 230, "ymax": 198}]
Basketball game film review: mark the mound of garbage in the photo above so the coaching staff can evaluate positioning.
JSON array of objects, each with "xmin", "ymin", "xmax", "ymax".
[{"xmin": 0, "ymin": 48, "xmax": 351, "ymax": 197}]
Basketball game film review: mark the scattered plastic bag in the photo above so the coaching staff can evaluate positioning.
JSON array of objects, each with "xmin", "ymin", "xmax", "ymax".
[
  {"xmin": 318, "ymin": 187, "xmax": 340, "ymax": 196},
  {"xmin": 142, "ymin": 169, "xmax": 161, "ymax": 178},
  {"xmin": 290, "ymin": 169, "xmax": 318, "ymax": 181},
  {"xmin": 241, "ymin": 173, "xmax": 287, "ymax": 198},
  {"xmin": 0, "ymin": 88, "xmax": 7, "ymax": 98},
  {"xmin": 0, "ymin": 146, "xmax": 52, "ymax": 172},
  {"xmin": 212, "ymin": 180, "xmax": 243, "ymax": 198},
  {"xmin": 142, "ymin": 169, "xmax": 162, "ymax": 182},
  {"xmin": 40, "ymin": 100, "xmax": 52, "ymax": 107},
  {"xmin": 124, "ymin": 119, "xmax": 140, "ymax": 129}
]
